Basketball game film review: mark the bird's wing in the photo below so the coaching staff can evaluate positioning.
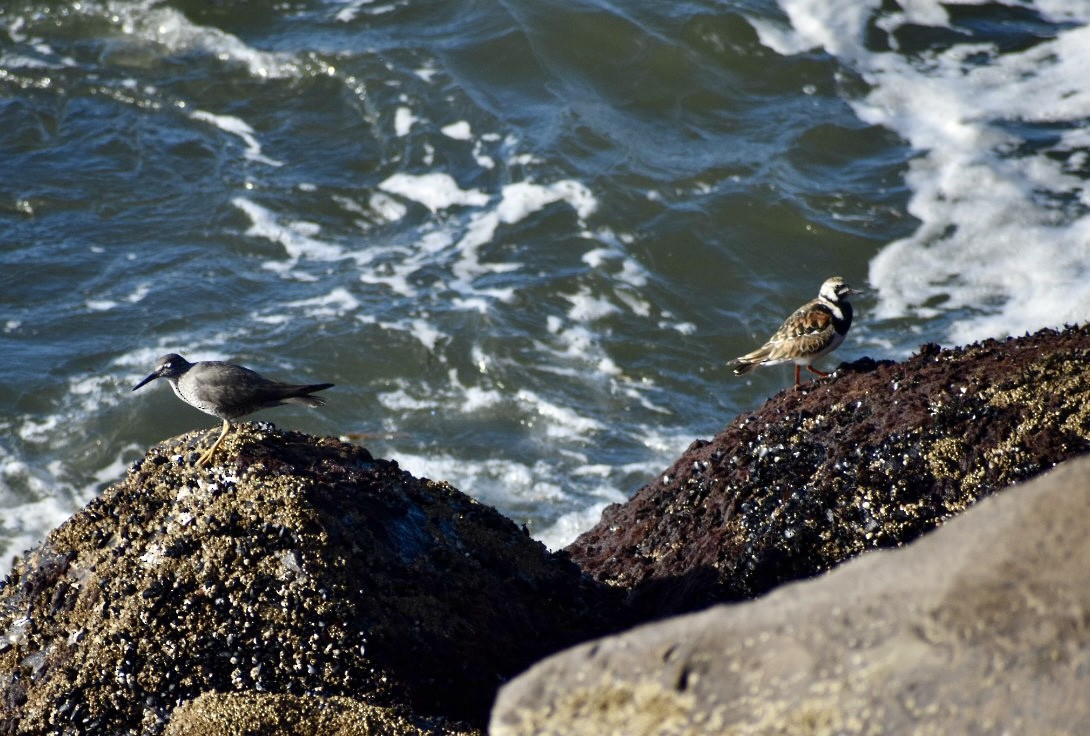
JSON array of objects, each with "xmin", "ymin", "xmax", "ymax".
[
  {"xmin": 732, "ymin": 299, "xmax": 836, "ymax": 366},
  {"xmin": 759, "ymin": 300, "xmax": 836, "ymax": 360},
  {"xmin": 187, "ymin": 363, "xmax": 283, "ymax": 414},
  {"xmin": 772, "ymin": 300, "xmax": 834, "ymax": 339}
]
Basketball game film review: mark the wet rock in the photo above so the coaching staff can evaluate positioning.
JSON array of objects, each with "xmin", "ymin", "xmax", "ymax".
[
  {"xmin": 492, "ymin": 455, "xmax": 1090, "ymax": 736},
  {"xmin": 567, "ymin": 325, "xmax": 1090, "ymax": 618},
  {"xmin": 0, "ymin": 425, "xmax": 618, "ymax": 734}
]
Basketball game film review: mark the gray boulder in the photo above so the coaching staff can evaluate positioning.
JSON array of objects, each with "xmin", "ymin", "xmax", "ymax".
[{"xmin": 491, "ymin": 455, "xmax": 1090, "ymax": 735}]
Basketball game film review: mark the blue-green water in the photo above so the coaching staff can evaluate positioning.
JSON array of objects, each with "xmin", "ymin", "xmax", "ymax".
[{"xmin": 3, "ymin": 0, "xmax": 1089, "ymax": 559}]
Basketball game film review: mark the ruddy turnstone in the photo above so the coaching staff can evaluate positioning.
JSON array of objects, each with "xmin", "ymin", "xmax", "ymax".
[
  {"xmin": 132, "ymin": 353, "xmax": 333, "ymax": 466},
  {"xmin": 730, "ymin": 276, "xmax": 860, "ymax": 388}
]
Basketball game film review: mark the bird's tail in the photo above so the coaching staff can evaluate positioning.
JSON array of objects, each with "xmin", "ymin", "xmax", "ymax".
[
  {"xmin": 729, "ymin": 344, "xmax": 773, "ymax": 375},
  {"xmin": 282, "ymin": 383, "xmax": 334, "ymax": 407},
  {"xmin": 729, "ymin": 359, "xmax": 759, "ymax": 376}
]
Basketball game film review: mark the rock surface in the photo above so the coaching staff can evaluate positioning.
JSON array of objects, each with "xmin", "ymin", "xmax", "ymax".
[
  {"xmin": 162, "ymin": 692, "xmax": 475, "ymax": 736},
  {"xmin": 0, "ymin": 424, "xmax": 618, "ymax": 734},
  {"xmin": 491, "ymin": 455, "xmax": 1090, "ymax": 736},
  {"xmin": 567, "ymin": 325, "xmax": 1090, "ymax": 617},
  {"xmin": 3, "ymin": 326, "xmax": 1088, "ymax": 734}
]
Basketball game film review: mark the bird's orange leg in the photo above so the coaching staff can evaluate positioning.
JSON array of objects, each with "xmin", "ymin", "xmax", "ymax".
[{"xmin": 806, "ymin": 365, "xmax": 830, "ymax": 377}]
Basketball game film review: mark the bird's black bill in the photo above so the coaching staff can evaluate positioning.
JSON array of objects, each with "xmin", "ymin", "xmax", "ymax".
[{"xmin": 132, "ymin": 371, "xmax": 160, "ymax": 392}]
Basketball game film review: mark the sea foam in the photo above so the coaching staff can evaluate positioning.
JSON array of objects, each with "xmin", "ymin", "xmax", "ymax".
[{"xmin": 760, "ymin": 0, "xmax": 1090, "ymax": 350}]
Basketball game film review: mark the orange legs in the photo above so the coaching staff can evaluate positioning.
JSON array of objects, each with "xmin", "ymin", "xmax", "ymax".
[{"xmin": 794, "ymin": 364, "xmax": 830, "ymax": 388}]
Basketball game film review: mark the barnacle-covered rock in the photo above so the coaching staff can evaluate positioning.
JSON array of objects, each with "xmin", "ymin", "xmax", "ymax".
[
  {"xmin": 0, "ymin": 427, "xmax": 618, "ymax": 734},
  {"xmin": 567, "ymin": 325, "xmax": 1090, "ymax": 617}
]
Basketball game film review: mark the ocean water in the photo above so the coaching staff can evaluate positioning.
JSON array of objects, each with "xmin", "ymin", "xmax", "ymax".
[{"xmin": 2, "ymin": 0, "xmax": 1089, "ymax": 562}]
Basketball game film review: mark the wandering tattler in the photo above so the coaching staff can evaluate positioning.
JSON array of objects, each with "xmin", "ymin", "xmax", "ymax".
[{"xmin": 132, "ymin": 353, "xmax": 333, "ymax": 466}]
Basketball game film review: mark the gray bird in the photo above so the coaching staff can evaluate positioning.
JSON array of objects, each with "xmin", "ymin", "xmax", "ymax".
[
  {"xmin": 730, "ymin": 276, "xmax": 860, "ymax": 388},
  {"xmin": 132, "ymin": 353, "xmax": 333, "ymax": 466}
]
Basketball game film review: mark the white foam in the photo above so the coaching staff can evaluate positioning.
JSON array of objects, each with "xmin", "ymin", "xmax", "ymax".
[
  {"xmin": 377, "ymin": 172, "xmax": 490, "ymax": 212},
  {"xmin": 0, "ymin": 495, "xmax": 73, "ymax": 564},
  {"xmin": 115, "ymin": 342, "xmax": 232, "ymax": 370},
  {"xmin": 361, "ymin": 177, "xmax": 602, "ymax": 312},
  {"xmin": 367, "ymin": 192, "xmax": 409, "ymax": 222},
  {"xmin": 0, "ymin": 445, "xmax": 86, "ymax": 563},
  {"xmin": 93, "ymin": 447, "xmax": 141, "ymax": 485},
  {"xmin": 533, "ymin": 463, "xmax": 645, "ymax": 550},
  {"xmin": 460, "ymin": 385, "xmax": 505, "ymax": 413},
  {"xmin": 371, "ymin": 364, "xmax": 674, "ymax": 547},
  {"xmin": 113, "ymin": 1, "xmax": 300, "ymax": 79},
  {"xmin": 449, "ymin": 210, "xmax": 517, "ymax": 293},
  {"xmin": 0, "ymin": 52, "xmax": 58, "ymax": 70},
  {"xmin": 233, "ymin": 197, "xmax": 350, "ymax": 273},
  {"xmin": 372, "ymin": 316, "xmax": 449, "ymax": 353},
  {"xmin": 473, "ymin": 142, "xmax": 496, "ymax": 171},
  {"xmin": 766, "ymin": 0, "xmax": 1090, "ymax": 349},
  {"xmin": 582, "ymin": 234, "xmax": 648, "ymax": 289},
  {"xmin": 661, "ymin": 319, "xmax": 697, "ymax": 336},
  {"xmin": 393, "ymin": 453, "xmax": 568, "ymax": 509},
  {"xmin": 127, "ymin": 283, "xmax": 150, "ymax": 303},
  {"xmin": 358, "ymin": 267, "xmax": 417, "ymax": 299},
  {"xmin": 85, "ymin": 282, "xmax": 149, "ymax": 314},
  {"xmin": 253, "ymin": 314, "xmax": 291, "ymax": 325},
  {"xmin": 86, "ymin": 299, "xmax": 117, "ymax": 312},
  {"xmin": 17, "ymin": 416, "xmax": 61, "ymax": 444},
  {"xmin": 408, "ymin": 318, "xmax": 443, "ymax": 352},
  {"xmin": 451, "ymin": 179, "xmax": 600, "ymax": 299},
  {"xmin": 447, "ymin": 297, "xmax": 491, "ymax": 317},
  {"xmin": 376, "ymin": 387, "xmax": 434, "ymax": 412},
  {"xmin": 534, "ymin": 501, "xmax": 613, "ymax": 551},
  {"xmin": 515, "ymin": 389, "xmax": 604, "ymax": 440},
  {"xmin": 564, "ymin": 288, "xmax": 620, "ymax": 322},
  {"xmin": 615, "ymin": 291, "xmax": 650, "ymax": 318},
  {"xmin": 394, "ymin": 106, "xmax": 417, "ymax": 137},
  {"xmin": 281, "ymin": 287, "xmax": 361, "ymax": 318},
  {"xmin": 499, "ymin": 180, "xmax": 597, "ymax": 223},
  {"xmin": 378, "ymin": 370, "xmax": 504, "ymax": 414},
  {"xmin": 0, "ymin": 17, "xmax": 77, "ymax": 70},
  {"xmin": 191, "ymin": 111, "xmax": 282, "ymax": 166},
  {"xmin": 333, "ymin": 0, "xmax": 377, "ymax": 23},
  {"xmin": 441, "ymin": 121, "xmax": 473, "ymax": 140},
  {"xmin": 414, "ymin": 64, "xmax": 439, "ymax": 83}
]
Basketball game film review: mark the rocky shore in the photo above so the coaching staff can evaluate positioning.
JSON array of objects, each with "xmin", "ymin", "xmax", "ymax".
[
  {"xmin": 492, "ymin": 454, "xmax": 1090, "ymax": 735},
  {"xmin": 567, "ymin": 324, "xmax": 1090, "ymax": 618},
  {"xmin": 1, "ymin": 325, "xmax": 1089, "ymax": 734},
  {"xmin": 0, "ymin": 427, "xmax": 620, "ymax": 734}
]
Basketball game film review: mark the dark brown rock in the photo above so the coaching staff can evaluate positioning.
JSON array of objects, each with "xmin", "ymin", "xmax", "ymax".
[
  {"xmin": 0, "ymin": 425, "xmax": 618, "ymax": 734},
  {"xmin": 567, "ymin": 325, "xmax": 1090, "ymax": 617}
]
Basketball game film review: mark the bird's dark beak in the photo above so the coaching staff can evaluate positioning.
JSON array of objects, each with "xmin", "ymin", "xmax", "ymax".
[{"xmin": 132, "ymin": 370, "xmax": 161, "ymax": 392}]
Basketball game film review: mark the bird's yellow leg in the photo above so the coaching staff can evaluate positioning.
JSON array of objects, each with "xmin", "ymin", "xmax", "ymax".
[{"xmin": 197, "ymin": 419, "xmax": 232, "ymax": 467}]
